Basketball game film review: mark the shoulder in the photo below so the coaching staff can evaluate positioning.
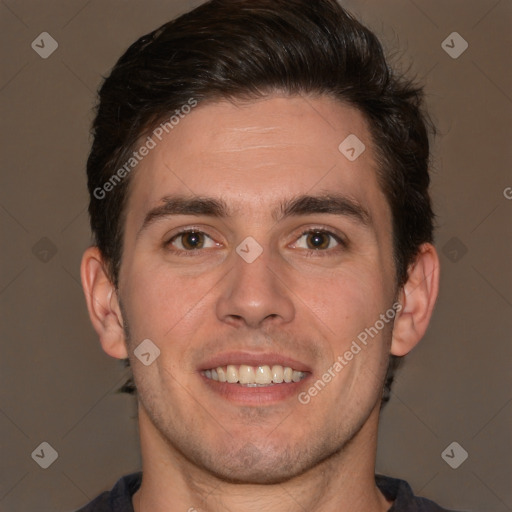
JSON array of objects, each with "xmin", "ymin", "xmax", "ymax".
[
  {"xmin": 72, "ymin": 472, "xmax": 142, "ymax": 512},
  {"xmin": 376, "ymin": 474, "xmax": 469, "ymax": 512}
]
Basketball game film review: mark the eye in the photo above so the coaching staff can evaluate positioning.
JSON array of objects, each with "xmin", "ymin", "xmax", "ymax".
[
  {"xmin": 167, "ymin": 230, "xmax": 218, "ymax": 251},
  {"xmin": 293, "ymin": 230, "xmax": 343, "ymax": 251}
]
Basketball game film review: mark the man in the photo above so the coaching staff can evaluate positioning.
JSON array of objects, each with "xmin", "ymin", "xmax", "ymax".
[{"xmin": 77, "ymin": 0, "xmax": 461, "ymax": 510}]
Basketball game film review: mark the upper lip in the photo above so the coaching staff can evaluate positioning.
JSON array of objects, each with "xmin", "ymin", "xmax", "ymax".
[{"xmin": 199, "ymin": 352, "xmax": 312, "ymax": 373}]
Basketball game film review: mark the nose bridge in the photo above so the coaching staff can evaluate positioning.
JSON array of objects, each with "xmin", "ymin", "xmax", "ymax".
[{"xmin": 216, "ymin": 241, "xmax": 295, "ymax": 328}]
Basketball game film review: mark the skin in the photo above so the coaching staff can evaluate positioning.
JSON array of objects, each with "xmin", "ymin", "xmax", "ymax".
[{"xmin": 81, "ymin": 95, "xmax": 440, "ymax": 512}]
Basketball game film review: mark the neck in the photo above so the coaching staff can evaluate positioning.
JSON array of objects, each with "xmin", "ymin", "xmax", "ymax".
[{"xmin": 133, "ymin": 402, "xmax": 392, "ymax": 512}]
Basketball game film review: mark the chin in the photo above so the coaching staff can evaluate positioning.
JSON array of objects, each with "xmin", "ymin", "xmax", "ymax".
[
  {"xmin": 190, "ymin": 438, "xmax": 336, "ymax": 485},
  {"xmin": 202, "ymin": 459, "xmax": 304, "ymax": 485}
]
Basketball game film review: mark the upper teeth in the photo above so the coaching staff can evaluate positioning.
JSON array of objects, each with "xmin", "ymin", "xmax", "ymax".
[{"xmin": 203, "ymin": 364, "xmax": 306, "ymax": 385}]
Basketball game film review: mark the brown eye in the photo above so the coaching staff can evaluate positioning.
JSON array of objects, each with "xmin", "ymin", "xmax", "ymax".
[
  {"xmin": 168, "ymin": 231, "xmax": 216, "ymax": 251},
  {"xmin": 306, "ymin": 231, "xmax": 331, "ymax": 250},
  {"xmin": 294, "ymin": 230, "xmax": 341, "ymax": 251},
  {"xmin": 181, "ymin": 231, "xmax": 204, "ymax": 249}
]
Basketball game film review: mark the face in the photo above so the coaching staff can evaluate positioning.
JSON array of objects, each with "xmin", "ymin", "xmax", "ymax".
[{"xmin": 118, "ymin": 95, "xmax": 398, "ymax": 484}]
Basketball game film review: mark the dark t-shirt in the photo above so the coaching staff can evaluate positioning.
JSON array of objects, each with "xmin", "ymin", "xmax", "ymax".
[{"xmin": 73, "ymin": 472, "xmax": 466, "ymax": 511}]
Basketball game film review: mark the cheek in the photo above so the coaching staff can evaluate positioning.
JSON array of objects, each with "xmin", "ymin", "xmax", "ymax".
[
  {"xmin": 304, "ymin": 272, "xmax": 395, "ymax": 387},
  {"xmin": 121, "ymin": 261, "xmax": 221, "ymax": 351},
  {"xmin": 300, "ymin": 262, "xmax": 391, "ymax": 334}
]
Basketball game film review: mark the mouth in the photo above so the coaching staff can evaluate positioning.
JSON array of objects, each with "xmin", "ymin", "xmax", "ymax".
[
  {"xmin": 202, "ymin": 364, "xmax": 307, "ymax": 386},
  {"xmin": 199, "ymin": 353, "xmax": 311, "ymax": 404}
]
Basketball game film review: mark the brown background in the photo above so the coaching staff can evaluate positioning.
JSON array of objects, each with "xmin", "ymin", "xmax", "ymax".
[{"xmin": 1, "ymin": 1, "xmax": 511, "ymax": 511}]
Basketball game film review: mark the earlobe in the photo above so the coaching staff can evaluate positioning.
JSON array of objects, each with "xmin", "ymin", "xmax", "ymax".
[
  {"xmin": 390, "ymin": 243, "xmax": 440, "ymax": 357},
  {"xmin": 80, "ymin": 246, "xmax": 128, "ymax": 359}
]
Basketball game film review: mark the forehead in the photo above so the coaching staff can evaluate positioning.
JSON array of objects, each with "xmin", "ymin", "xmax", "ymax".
[{"xmin": 125, "ymin": 95, "xmax": 389, "ymax": 228}]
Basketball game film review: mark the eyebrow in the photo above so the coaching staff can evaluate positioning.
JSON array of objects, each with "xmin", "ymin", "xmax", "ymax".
[{"xmin": 137, "ymin": 192, "xmax": 372, "ymax": 238}]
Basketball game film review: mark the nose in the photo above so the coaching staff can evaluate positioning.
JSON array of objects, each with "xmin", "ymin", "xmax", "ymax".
[{"xmin": 215, "ymin": 245, "xmax": 295, "ymax": 329}]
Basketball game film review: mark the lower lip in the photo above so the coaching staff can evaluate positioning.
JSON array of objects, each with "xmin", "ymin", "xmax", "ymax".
[{"xmin": 201, "ymin": 374, "xmax": 310, "ymax": 405}]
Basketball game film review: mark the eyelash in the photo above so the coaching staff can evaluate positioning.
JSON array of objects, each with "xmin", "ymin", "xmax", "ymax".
[
  {"xmin": 164, "ymin": 228, "xmax": 216, "ymax": 257},
  {"xmin": 297, "ymin": 230, "xmax": 347, "ymax": 257},
  {"xmin": 164, "ymin": 227, "xmax": 347, "ymax": 257}
]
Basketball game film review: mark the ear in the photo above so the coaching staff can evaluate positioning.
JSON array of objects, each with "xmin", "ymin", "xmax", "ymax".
[
  {"xmin": 80, "ymin": 246, "xmax": 128, "ymax": 359},
  {"xmin": 391, "ymin": 243, "xmax": 440, "ymax": 357}
]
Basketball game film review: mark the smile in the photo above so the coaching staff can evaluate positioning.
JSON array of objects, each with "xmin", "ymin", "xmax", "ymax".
[{"xmin": 202, "ymin": 364, "xmax": 307, "ymax": 386}]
